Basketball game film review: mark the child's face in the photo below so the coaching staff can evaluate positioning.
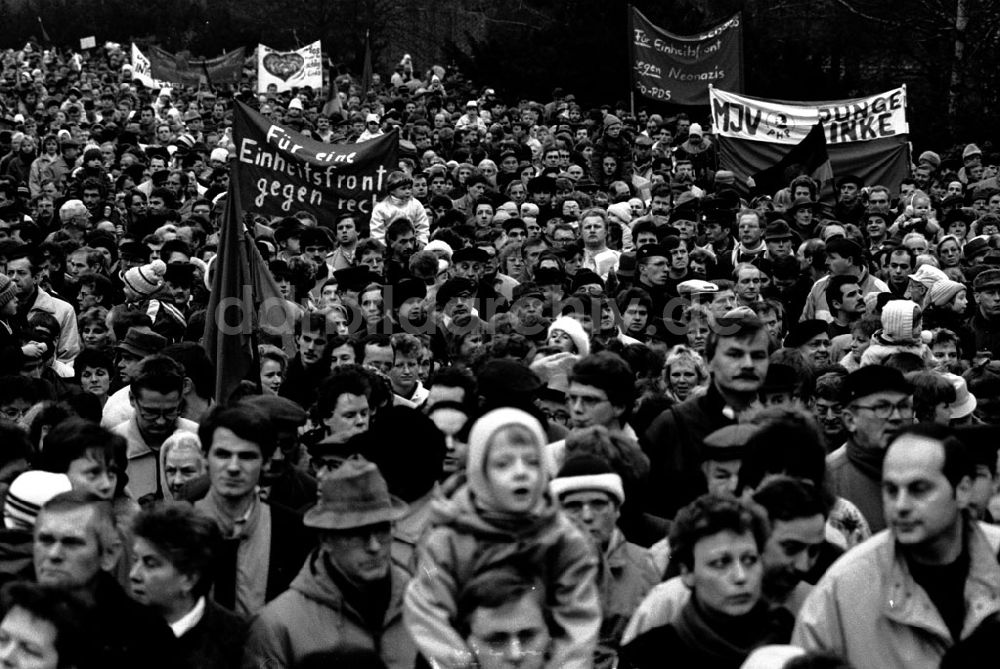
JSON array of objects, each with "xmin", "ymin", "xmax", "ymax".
[
  {"xmin": 850, "ymin": 333, "xmax": 870, "ymax": 360},
  {"xmin": 485, "ymin": 428, "xmax": 542, "ymax": 513},
  {"xmin": 912, "ymin": 198, "xmax": 931, "ymax": 218}
]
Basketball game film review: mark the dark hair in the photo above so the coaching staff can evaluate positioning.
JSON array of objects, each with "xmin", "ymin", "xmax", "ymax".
[
  {"xmin": 428, "ymin": 366, "xmax": 477, "ymax": 406},
  {"xmin": 669, "ymin": 495, "xmax": 769, "ymax": 571},
  {"xmin": 1, "ymin": 581, "xmax": 91, "ymax": 669},
  {"xmin": 889, "ymin": 422, "xmax": 972, "ymax": 488},
  {"xmin": 455, "ymin": 563, "xmax": 549, "ymax": 638},
  {"xmin": 906, "ymin": 371, "xmax": 957, "ymax": 423},
  {"xmin": 0, "ymin": 421, "xmax": 31, "ymax": 468},
  {"xmin": 314, "ymin": 367, "xmax": 372, "ymax": 420},
  {"xmin": 38, "ymin": 418, "xmax": 125, "ymax": 477},
  {"xmin": 386, "ymin": 217, "xmax": 415, "ymax": 243},
  {"xmin": 130, "ymin": 355, "xmax": 185, "ymax": 397},
  {"xmin": 198, "ymin": 405, "xmax": 277, "ymax": 461},
  {"xmin": 162, "ymin": 342, "xmax": 215, "ymax": 401},
  {"xmin": 738, "ymin": 407, "xmax": 828, "ymax": 492},
  {"xmin": 131, "ymin": 503, "xmax": 222, "ymax": 599},
  {"xmin": 825, "ymin": 238, "xmax": 863, "ymax": 267},
  {"xmin": 73, "ymin": 347, "xmax": 114, "ymax": 384},
  {"xmin": 569, "ymin": 352, "xmax": 635, "ymax": 419},
  {"xmin": 752, "ymin": 475, "xmax": 829, "ymax": 522},
  {"xmin": 825, "ymin": 274, "xmax": 861, "ymax": 311}
]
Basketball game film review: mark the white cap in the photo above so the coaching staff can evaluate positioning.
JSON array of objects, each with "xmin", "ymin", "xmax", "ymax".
[
  {"xmin": 424, "ymin": 240, "xmax": 454, "ymax": 258},
  {"xmin": 688, "ymin": 123, "xmax": 704, "ymax": 137},
  {"xmin": 678, "ymin": 279, "xmax": 719, "ymax": 296},
  {"xmin": 288, "ymin": 97, "xmax": 303, "ymax": 111},
  {"xmin": 210, "ymin": 147, "xmax": 229, "ymax": 163},
  {"xmin": 365, "ymin": 113, "xmax": 380, "ymax": 124},
  {"xmin": 466, "ymin": 100, "xmax": 478, "ymax": 108},
  {"xmin": 159, "ymin": 87, "xmax": 172, "ymax": 98}
]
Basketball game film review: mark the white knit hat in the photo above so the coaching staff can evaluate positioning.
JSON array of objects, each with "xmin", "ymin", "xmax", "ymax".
[
  {"xmin": 550, "ymin": 453, "xmax": 625, "ymax": 505},
  {"xmin": 908, "ymin": 263, "xmax": 947, "ymax": 288},
  {"xmin": 122, "ymin": 259, "xmax": 166, "ymax": 299},
  {"xmin": 607, "ymin": 202, "xmax": 633, "ymax": 224},
  {"xmin": 881, "ymin": 300, "xmax": 919, "ymax": 343},
  {"xmin": 548, "ymin": 316, "xmax": 590, "ymax": 357},
  {"xmin": 4, "ymin": 471, "xmax": 73, "ymax": 531}
]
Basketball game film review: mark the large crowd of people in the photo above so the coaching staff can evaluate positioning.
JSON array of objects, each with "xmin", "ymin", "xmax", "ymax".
[{"xmin": 0, "ymin": 39, "xmax": 998, "ymax": 668}]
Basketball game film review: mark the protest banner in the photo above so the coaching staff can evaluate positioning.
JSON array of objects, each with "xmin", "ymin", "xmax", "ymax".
[
  {"xmin": 147, "ymin": 45, "xmax": 245, "ymax": 86},
  {"xmin": 79, "ymin": 36, "xmax": 96, "ymax": 50},
  {"xmin": 130, "ymin": 43, "xmax": 170, "ymax": 89},
  {"xmin": 257, "ymin": 41, "xmax": 323, "ymax": 93},
  {"xmin": 232, "ymin": 100, "xmax": 399, "ymax": 220},
  {"xmin": 628, "ymin": 7, "xmax": 742, "ymax": 106},
  {"xmin": 710, "ymin": 86, "xmax": 911, "ymax": 193}
]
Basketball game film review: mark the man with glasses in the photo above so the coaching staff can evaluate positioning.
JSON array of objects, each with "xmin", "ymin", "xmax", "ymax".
[
  {"xmin": 827, "ymin": 365, "xmax": 914, "ymax": 532},
  {"xmin": 113, "ymin": 355, "xmax": 197, "ymax": 502}
]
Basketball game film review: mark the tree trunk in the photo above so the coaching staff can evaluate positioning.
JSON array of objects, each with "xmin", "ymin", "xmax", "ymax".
[{"xmin": 948, "ymin": 0, "xmax": 969, "ymax": 135}]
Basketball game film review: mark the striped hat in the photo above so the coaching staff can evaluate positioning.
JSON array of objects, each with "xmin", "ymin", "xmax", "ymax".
[
  {"xmin": 122, "ymin": 259, "xmax": 166, "ymax": 299},
  {"xmin": 4, "ymin": 471, "xmax": 73, "ymax": 531},
  {"xmin": 0, "ymin": 275, "xmax": 16, "ymax": 308}
]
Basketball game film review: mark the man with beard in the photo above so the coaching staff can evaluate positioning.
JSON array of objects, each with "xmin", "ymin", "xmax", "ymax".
[
  {"xmin": 643, "ymin": 311, "xmax": 770, "ymax": 518},
  {"xmin": 784, "ymin": 320, "xmax": 833, "ymax": 372},
  {"xmin": 833, "ymin": 175, "xmax": 865, "ymax": 226},
  {"xmin": 826, "ymin": 365, "xmax": 914, "ymax": 532},
  {"xmin": 384, "ymin": 218, "xmax": 418, "ymax": 285}
]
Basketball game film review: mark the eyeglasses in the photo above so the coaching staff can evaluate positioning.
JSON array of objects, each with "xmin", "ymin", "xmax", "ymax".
[
  {"xmin": 135, "ymin": 403, "xmax": 180, "ymax": 421},
  {"xmin": 852, "ymin": 400, "xmax": 914, "ymax": 419},
  {"xmin": 0, "ymin": 407, "xmax": 26, "ymax": 421}
]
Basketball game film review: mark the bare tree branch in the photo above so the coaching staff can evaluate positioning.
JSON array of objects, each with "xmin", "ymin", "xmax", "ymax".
[{"xmin": 829, "ymin": 0, "xmax": 895, "ymax": 24}]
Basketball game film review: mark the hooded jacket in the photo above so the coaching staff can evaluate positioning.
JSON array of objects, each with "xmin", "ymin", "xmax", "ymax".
[
  {"xmin": 404, "ymin": 485, "xmax": 600, "ymax": 668},
  {"xmin": 369, "ymin": 193, "xmax": 430, "ymax": 245},
  {"xmin": 242, "ymin": 550, "xmax": 415, "ymax": 669}
]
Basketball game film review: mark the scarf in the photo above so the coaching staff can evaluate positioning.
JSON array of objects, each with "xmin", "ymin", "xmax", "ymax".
[
  {"xmin": 674, "ymin": 598, "xmax": 783, "ymax": 666},
  {"xmin": 845, "ymin": 437, "xmax": 885, "ymax": 482},
  {"xmin": 196, "ymin": 490, "xmax": 270, "ymax": 615},
  {"xmin": 323, "ymin": 552, "xmax": 392, "ymax": 633},
  {"xmin": 731, "ymin": 240, "xmax": 767, "ymax": 266}
]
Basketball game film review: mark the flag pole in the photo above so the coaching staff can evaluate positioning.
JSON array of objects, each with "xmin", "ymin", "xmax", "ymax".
[{"xmin": 242, "ymin": 213, "xmax": 265, "ymax": 396}]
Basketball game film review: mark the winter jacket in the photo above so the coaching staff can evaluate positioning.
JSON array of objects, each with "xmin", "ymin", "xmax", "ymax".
[
  {"xmin": 793, "ymin": 521, "xmax": 1000, "ymax": 669},
  {"xmin": 242, "ymin": 551, "xmax": 416, "ymax": 669},
  {"xmin": 369, "ymin": 194, "xmax": 430, "ymax": 244},
  {"xmin": 800, "ymin": 270, "xmax": 889, "ymax": 322},
  {"xmin": 404, "ymin": 485, "xmax": 601, "ymax": 669},
  {"xmin": 595, "ymin": 530, "xmax": 659, "ymax": 669}
]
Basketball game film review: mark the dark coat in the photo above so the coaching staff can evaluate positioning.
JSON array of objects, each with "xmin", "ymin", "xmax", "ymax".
[
  {"xmin": 177, "ymin": 599, "xmax": 248, "ymax": 669},
  {"xmin": 642, "ymin": 383, "xmax": 735, "ymax": 518},
  {"xmin": 210, "ymin": 501, "xmax": 314, "ymax": 609},
  {"xmin": 88, "ymin": 572, "xmax": 181, "ymax": 669}
]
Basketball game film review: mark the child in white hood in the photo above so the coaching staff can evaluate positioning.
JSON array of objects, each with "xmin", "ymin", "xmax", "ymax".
[
  {"xmin": 860, "ymin": 299, "xmax": 935, "ymax": 368},
  {"xmin": 404, "ymin": 407, "xmax": 600, "ymax": 669}
]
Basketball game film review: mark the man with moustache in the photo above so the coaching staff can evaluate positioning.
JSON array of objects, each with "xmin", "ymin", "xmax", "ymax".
[
  {"xmin": 643, "ymin": 310, "xmax": 770, "ymax": 518},
  {"xmin": 826, "ymin": 366, "xmax": 914, "ymax": 533}
]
